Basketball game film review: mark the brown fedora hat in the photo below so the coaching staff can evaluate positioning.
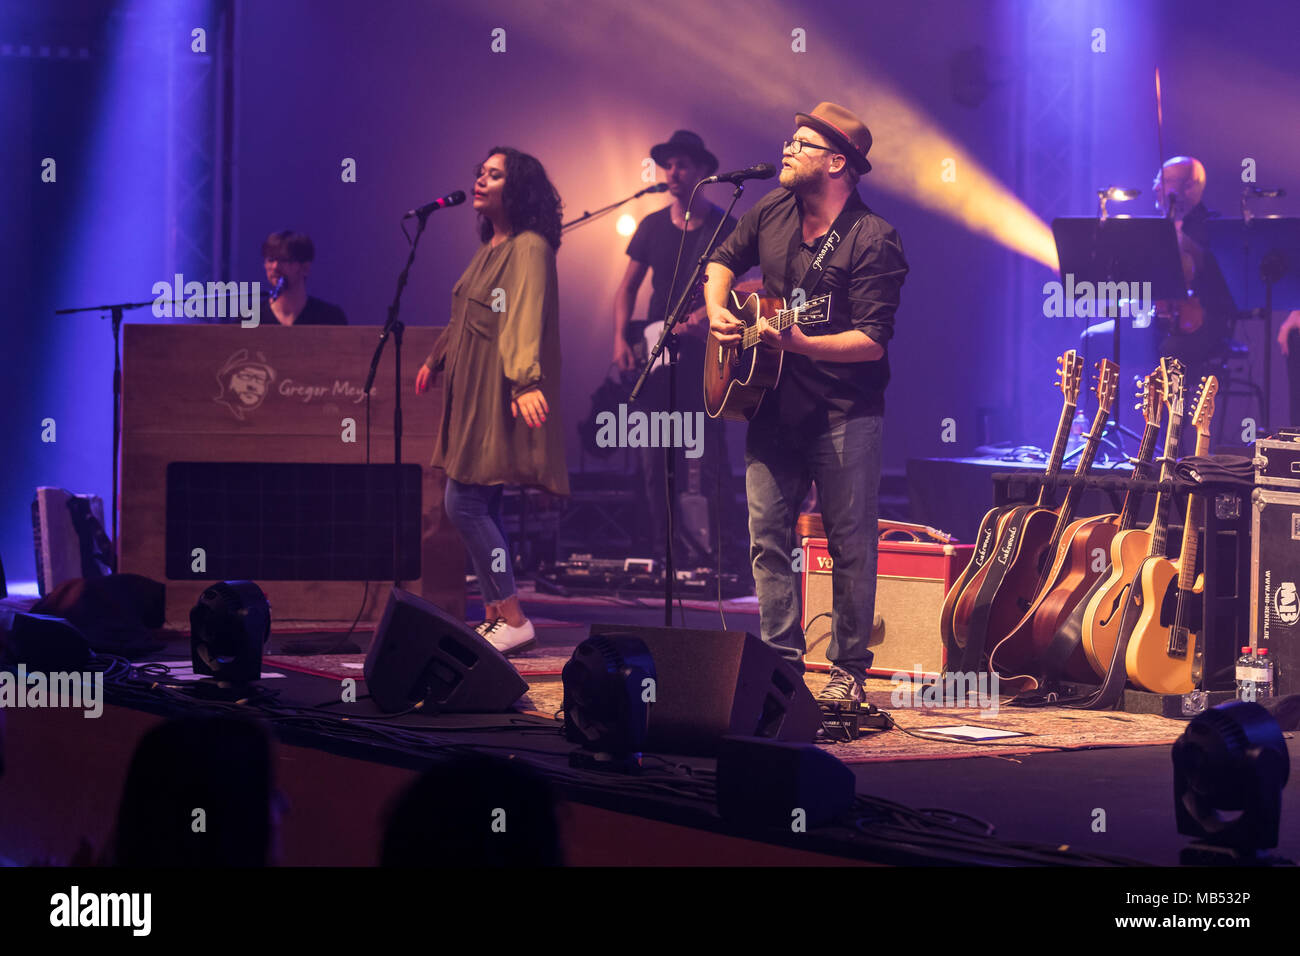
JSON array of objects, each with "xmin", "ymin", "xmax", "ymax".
[
  {"xmin": 794, "ymin": 102, "xmax": 872, "ymax": 174},
  {"xmin": 650, "ymin": 130, "xmax": 719, "ymax": 176}
]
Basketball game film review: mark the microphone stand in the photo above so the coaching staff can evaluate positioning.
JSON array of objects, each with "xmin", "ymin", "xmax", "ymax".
[
  {"xmin": 54, "ymin": 292, "xmax": 250, "ymax": 560},
  {"xmin": 364, "ymin": 210, "xmax": 435, "ymax": 591},
  {"xmin": 630, "ymin": 179, "xmax": 746, "ymax": 626},
  {"xmin": 52, "ymin": 298, "xmax": 156, "ymax": 561},
  {"xmin": 562, "ymin": 183, "xmax": 667, "ymax": 232}
]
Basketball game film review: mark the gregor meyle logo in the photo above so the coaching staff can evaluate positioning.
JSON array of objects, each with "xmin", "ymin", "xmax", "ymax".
[{"xmin": 214, "ymin": 349, "xmax": 277, "ymax": 420}]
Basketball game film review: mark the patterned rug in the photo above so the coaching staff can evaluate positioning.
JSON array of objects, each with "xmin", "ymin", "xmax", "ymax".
[
  {"xmin": 518, "ymin": 673, "xmax": 1191, "ymax": 764},
  {"xmin": 263, "ymin": 645, "xmax": 1191, "ymax": 764}
]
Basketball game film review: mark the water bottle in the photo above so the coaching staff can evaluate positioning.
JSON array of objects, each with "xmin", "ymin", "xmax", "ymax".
[
  {"xmin": 1235, "ymin": 646, "xmax": 1257, "ymax": 700},
  {"xmin": 1256, "ymin": 648, "xmax": 1275, "ymax": 700}
]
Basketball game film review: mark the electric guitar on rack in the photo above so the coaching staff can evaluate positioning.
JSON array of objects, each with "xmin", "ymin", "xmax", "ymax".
[
  {"xmin": 1124, "ymin": 376, "xmax": 1218, "ymax": 695},
  {"xmin": 1079, "ymin": 359, "xmax": 1185, "ymax": 677},
  {"xmin": 942, "ymin": 350, "xmax": 1084, "ymax": 668},
  {"xmin": 980, "ymin": 359, "xmax": 1119, "ymax": 685},
  {"xmin": 703, "ymin": 289, "xmax": 832, "ymax": 421}
]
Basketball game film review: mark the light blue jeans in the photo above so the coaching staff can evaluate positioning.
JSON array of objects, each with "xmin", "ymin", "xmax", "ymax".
[{"xmin": 444, "ymin": 479, "xmax": 516, "ymax": 605}]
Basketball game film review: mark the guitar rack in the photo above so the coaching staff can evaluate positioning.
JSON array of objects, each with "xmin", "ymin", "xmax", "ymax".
[{"xmin": 988, "ymin": 471, "xmax": 1253, "ymax": 711}]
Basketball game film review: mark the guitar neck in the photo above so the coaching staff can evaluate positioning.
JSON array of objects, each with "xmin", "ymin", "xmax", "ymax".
[
  {"xmin": 738, "ymin": 297, "xmax": 823, "ymax": 350},
  {"xmin": 1148, "ymin": 411, "xmax": 1184, "ymax": 557},
  {"xmin": 1049, "ymin": 399, "xmax": 1112, "ymax": 545},
  {"xmin": 1037, "ymin": 400, "xmax": 1077, "ymax": 508},
  {"xmin": 1176, "ymin": 429, "xmax": 1212, "ymax": 590},
  {"xmin": 1117, "ymin": 421, "xmax": 1161, "ymax": 529}
]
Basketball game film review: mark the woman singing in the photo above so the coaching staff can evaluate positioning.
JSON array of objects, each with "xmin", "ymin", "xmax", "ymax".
[{"xmin": 415, "ymin": 147, "xmax": 568, "ymax": 655}]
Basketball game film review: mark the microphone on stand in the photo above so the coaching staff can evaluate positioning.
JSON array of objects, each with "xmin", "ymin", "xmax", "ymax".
[
  {"xmin": 700, "ymin": 163, "xmax": 777, "ymax": 185},
  {"xmin": 403, "ymin": 190, "xmax": 467, "ymax": 219},
  {"xmin": 268, "ymin": 276, "xmax": 285, "ymax": 302},
  {"xmin": 635, "ymin": 183, "xmax": 669, "ymax": 197}
]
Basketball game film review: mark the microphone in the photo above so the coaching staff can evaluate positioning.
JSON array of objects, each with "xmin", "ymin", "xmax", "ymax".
[
  {"xmin": 1247, "ymin": 186, "xmax": 1287, "ymax": 198},
  {"xmin": 636, "ymin": 183, "xmax": 669, "ymax": 196},
  {"xmin": 403, "ymin": 190, "xmax": 467, "ymax": 219},
  {"xmin": 700, "ymin": 163, "xmax": 777, "ymax": 185},
  {"xmin": 268, "ymin": 276, "xmax": 285, "ymax": 302}
]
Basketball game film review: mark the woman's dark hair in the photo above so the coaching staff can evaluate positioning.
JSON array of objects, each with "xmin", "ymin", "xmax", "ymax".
[
  {"xmin": 476, "ymin": 146, "xmax": 563, "ymax": 250},
  {"xmin": 109, "ymin": 716, "xmax": 276, "ymax": 867}
]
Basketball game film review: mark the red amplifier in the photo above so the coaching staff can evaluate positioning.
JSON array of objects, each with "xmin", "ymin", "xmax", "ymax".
[{"xmin": 801, "ymin": 535, "xmax": 973, "ymax": 677}]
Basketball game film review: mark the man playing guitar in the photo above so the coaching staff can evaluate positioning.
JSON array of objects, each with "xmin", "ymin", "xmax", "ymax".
[
  {"xmin": 612, "ymin": 130, "xmax": 739, "ymax": 564},
  {"xmin": 705, "ymin": 102, "xmax": 908, "ymax": 702}
]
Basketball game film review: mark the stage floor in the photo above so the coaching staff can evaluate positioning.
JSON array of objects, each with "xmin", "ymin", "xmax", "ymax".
[{"xmin": 3, "ymin": 584, "xmax": 1298, "ymax": 866}]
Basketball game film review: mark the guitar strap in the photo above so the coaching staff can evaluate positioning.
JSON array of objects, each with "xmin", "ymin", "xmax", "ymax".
[{"xmin": 794, "ymin": 200, "xmax": 870, "ymax": 301}]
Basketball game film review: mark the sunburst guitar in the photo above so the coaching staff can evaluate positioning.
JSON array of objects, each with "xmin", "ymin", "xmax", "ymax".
[{"xmin": 703, "ymin": 289, "xmax": 831, "ymax": 421}]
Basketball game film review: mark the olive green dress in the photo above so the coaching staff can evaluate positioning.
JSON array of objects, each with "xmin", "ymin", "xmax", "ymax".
[{"xmin": 424, "ymin": 230, "xmax": 569, "ymax": 496}]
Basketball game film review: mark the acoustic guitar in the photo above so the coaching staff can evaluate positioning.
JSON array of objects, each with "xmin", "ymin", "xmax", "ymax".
[
  {"xmin": 1023, "ymin": 367, "xmax": 1167, "ymax": 683},
  {"xmin": 942, "ymin": 350, "xmax": 1083, "ymax": 668},
  {"xmin": 703, "ymin": 289, "xmax": 831, "ymax": 421},
  {"xmin": 1123, "ymin": 376, "xmax": 1218, "ymax": 695},
  {"xmin": 979, "ymin": 359, "xmax": 1119, "ymax": 684},
  {"xmin": 1079, "ymin": 359, "xmax": 1185, "ymax": 677}
]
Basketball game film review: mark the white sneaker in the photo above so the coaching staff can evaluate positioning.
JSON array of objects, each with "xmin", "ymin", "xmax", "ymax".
[
  {"xmin": 485, "ymin": 619, "xmax": 536, "ymax": 656},
  {"xmin": 474, "ymin": 619, "xmax": 501, "ymax": 636}
]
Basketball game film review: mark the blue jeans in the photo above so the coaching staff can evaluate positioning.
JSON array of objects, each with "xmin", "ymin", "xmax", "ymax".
[
  {"xmin": 444, "ymin": 479, "xmax": 516, "ymax": 605},
  {"xmin": 745, "ymin": 414, "xmax": 883, "ymax": 680}
]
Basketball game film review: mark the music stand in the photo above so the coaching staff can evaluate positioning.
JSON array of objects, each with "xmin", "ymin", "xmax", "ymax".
[
  {"xmin": 1206, "ymin": 217, "xmax": 1300, "ymax": 433},
  {"xmin": 1052, "ymin": 217, "xmax": 1186, "ymax": 456}
]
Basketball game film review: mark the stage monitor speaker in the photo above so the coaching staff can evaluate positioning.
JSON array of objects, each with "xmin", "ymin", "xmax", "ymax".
[
  {"xmin": 364, "ymin": 587, "xmax": 528, "ymax": 714},
  {"xmin": 587, "ymin": 623, "xmax": 821, "ymax": 755},
  {"xmin": 716, "ymin": 735, "xmax": 854, "ymax": 828}
]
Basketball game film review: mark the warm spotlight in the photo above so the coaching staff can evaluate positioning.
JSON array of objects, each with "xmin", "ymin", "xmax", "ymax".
[{"xmin": 616, "ymin": 213, "xmax": 637, "ymax": 237}]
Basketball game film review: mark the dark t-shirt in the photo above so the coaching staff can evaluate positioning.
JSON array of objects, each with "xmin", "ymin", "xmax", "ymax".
[
  {"xmin": 710, "ymin": 187, "xmax": 908, "ymax": 430},
  {"xmin": 627, "ymin": 205, "xmax": 736, "ymax": 327},
  {"xmin": 269, "ymin": 295, "xmax": 347, "ymax": 326}
]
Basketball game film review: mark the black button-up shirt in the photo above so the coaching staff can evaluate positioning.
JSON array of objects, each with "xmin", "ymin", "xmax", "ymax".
[{"xmin": 710, "ymin": 186, "xmax": 907, "ymax": 429}]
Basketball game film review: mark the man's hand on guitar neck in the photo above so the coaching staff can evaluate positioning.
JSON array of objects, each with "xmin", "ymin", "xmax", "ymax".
[{"xmin": 757, "ymin": 315, "xmax": 810, "ymax": 353}]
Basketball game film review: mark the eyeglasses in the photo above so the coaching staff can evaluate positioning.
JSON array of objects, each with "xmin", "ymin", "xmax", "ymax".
[{"xmin": 783, "ymin": 138, "xmax": 836, "ymax": 155}]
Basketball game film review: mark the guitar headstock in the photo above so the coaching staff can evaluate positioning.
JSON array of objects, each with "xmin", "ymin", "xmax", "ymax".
[
  {"xmin": 1094, "ymin": 358, "xmax": 1119, "ymax": 416},
  {"xmin": 1137, "ymin": 368, "xmax": 1164, "ymax": 428},
  {"xmin": 1056, "ymin": 350, "xmax": 1084, "ymax": 405},
  {"xmin": 1160, "ymin": 357, "xmax": 1185, "ymax": 420},
  {"xmin": 1191, "ymin": 375, "xmax": 1219, "ymax": 439}
]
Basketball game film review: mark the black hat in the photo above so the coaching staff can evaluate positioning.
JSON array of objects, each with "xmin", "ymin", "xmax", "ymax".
[{"xmin": 650, "ymin": 130, "xmax": 719, "ymax": 176}]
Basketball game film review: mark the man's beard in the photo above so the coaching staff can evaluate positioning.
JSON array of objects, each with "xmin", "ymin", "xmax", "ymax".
[{"xmin": 779, "ymin": 164, "xmax": 816, "ymax": 191}]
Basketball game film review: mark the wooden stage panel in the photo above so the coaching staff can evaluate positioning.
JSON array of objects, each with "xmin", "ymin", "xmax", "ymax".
[{"xmin": 120, "ymin": 324, "xmax": 465, "ymax": 624}]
